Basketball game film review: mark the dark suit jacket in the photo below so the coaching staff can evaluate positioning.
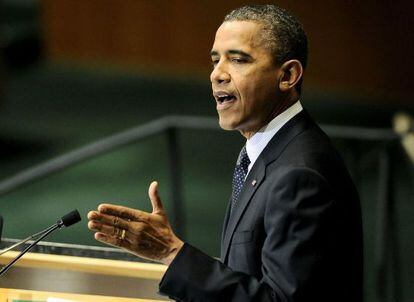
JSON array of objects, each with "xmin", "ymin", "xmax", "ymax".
[{"xmin": 159, "ymin": 111, "xmax": 363, "ymax": 302}]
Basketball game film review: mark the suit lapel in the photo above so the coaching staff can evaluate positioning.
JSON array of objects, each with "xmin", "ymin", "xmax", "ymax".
[
  {"xmin": 220, "ymin": 197, "xmax": 232, "ymax": 260},
  {"xmin": 221, "ymin": 110, "xmax": 312, "ymax": 263},
  {"xmin": 221, "ymin": 161, "xmax": 265, "ymax": 262}
]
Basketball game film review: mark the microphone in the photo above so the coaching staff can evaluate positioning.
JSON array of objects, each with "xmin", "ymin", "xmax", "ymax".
[
  {"xmin": 0, "ymin": 209, "xmax": 81, "ymax": 277},
  {"xmin": 58, "ymin": 209, "xmax": 82, "ymax": 228}
]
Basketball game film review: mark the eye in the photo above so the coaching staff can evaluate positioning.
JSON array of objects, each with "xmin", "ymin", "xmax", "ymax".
[
  {"xmin": 211, "ymin": 58, "xmax": 219, "ymax": 66},
  {"xmin": 231, "ymin": 57, "xmax": 247, "ymax": 64}
]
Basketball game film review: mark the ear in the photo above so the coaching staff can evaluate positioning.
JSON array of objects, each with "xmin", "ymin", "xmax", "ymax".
[{"xmin": 278, "ymin": 60, "xmax": 303, "ymax": 92}]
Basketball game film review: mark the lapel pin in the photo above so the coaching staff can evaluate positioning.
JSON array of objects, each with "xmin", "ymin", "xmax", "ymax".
[{"xmin": 251, "ymin": 179, "xmax": 257, "ymax": 186}]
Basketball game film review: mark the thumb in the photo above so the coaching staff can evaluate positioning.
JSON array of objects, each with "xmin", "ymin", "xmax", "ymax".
[{"xmin": 148, "ymin": 181, "xmax": 165, "ymax": 214}]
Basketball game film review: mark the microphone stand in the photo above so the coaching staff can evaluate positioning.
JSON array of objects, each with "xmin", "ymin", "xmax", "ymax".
[
  {"xmin": 0, "ymin": 224, "xmax": 59, "ymax": 276},
  {"xmin": 0, "ymin": 209, "xmax": 81, "ymax": 277},
  {"xmin": 0, "ymin": 224, "xmax": 56, "ymax": 256}
]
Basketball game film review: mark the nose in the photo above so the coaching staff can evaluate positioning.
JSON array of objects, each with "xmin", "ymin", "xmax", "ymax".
[{"xmin": 210, "ymin": 62, "xmax": 230, "ymax": 84}]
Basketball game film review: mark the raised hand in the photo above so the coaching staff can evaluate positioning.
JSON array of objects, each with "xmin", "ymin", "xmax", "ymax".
[{"xmin": 87, "ymin": 181, "xmax": 184, "ymax": 265}]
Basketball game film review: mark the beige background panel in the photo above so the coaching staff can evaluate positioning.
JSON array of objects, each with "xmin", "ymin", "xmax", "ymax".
[{"xmin": 41, "ymin": 0, "xmax": 414, "ymax": 102}]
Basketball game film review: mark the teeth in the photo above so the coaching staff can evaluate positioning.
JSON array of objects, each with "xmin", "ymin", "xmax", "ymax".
[{"xmin": 217, "ymin": 95, "xmax": 234, "ymax": 103}]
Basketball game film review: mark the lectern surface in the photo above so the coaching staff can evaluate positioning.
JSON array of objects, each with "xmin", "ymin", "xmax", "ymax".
[
  {"xmin": 0, "ymin": 288, "xmax": 164, "ymax": 302},
  {"xmin": 0, "ymin": 251, "xmax": 168, "ymax": 300}
]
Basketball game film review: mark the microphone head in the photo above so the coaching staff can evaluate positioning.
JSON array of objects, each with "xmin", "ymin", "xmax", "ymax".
[{"xmin": 59, "ymin": 210, "xmax": 81, "ymax": 228}]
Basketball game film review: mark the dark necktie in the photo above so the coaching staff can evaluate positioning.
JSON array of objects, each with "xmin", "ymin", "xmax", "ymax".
[{"xmin": 231, "ymin": 145, "xmax": 250, "ymax": 213}]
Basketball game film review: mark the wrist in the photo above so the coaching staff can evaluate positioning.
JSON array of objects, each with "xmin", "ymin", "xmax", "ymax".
[{"xmin": 162, "ymin": 239, "xmax": 184, "ymax": 266}]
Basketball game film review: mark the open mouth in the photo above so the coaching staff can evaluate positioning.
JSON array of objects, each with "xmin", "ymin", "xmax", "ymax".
[{"xmin": 216, "ymin": 94, "xmax": 236, "ymax": 104}]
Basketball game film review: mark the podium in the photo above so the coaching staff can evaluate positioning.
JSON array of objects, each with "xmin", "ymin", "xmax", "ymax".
[
  {"xmin": 0, "ymin": 251, "xmax": 168, "ymax": 301},
  {"xmin": 0, "ymin": 288, "xmax": 163, "ymax": 301}
]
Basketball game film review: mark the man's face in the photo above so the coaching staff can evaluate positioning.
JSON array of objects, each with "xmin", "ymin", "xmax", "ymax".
[{"xmin": 210, "ymin": 21, "xmax": 281, "ymax": 138}]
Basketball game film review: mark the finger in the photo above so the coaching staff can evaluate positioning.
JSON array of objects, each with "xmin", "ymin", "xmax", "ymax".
[
  {"xmin": 87, "ymin": 210, "xmax": 99, "ymax": 221},
  {"xmin": 148, "ymin": 181, "xmax": 164, "ymax": 213},
  {"xmin": 88, "ymin": 219, "xmax": 102, "ymax": 232},
  {"xmin": 98, "ymin": 203, "xmax": 148, "ymax": 222},
  {"xmin": 88, "ymin": 220, "xmax": 123, "ymax": 237},
  {"xmin": 89, "ymin": 218, "xmax": 146, "ymax": 237},
  {"xmin": 87, "ymin": 210, "xmax": 107, "ymax": 222},
  {"xmin": 89, "ymin": 211, "xmax": 133, "ymax": 230},
  {"xmin": 94, "ymin": 232, "xmax": 131, "ymax": 250}
]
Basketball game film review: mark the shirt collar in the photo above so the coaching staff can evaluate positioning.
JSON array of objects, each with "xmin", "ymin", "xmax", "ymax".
[{"xmin": 245, "ymin": 100, "xmax": 303, "ymax": 173}]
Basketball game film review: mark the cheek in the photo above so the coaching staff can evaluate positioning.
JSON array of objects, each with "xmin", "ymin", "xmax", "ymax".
[
  {"xmin": 234, "ymin": 75, "xmax": 256, "ymax": 101},
  {"xmin": 233, "ymin": 68, "xmax": 278, "ymax": 106},
  {"xmin": 239, "ymin": 78, "xmax": 273, "ymax": 105},
  {"xmin": 255, "ymin": 75, "xmax": 279, "ymax": 100}
]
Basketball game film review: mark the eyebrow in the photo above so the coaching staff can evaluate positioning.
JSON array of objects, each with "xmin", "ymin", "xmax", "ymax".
[{"xmin": 210, "ymin": 49, "xmax": 253, "ymax": 59}]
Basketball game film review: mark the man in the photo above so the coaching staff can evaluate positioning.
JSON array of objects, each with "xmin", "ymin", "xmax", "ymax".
[{"xmin": 88, "ymin": 5, "xmax": 363, "ymax": 301}]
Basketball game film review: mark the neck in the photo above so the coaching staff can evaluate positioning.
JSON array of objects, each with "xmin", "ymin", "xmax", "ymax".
[
  {"xmin": 269, "ymin": 92, "xmax": 299, "ymax": 121},
  {"xmin": 241, "ymin": 93, "xmax": 299, "ymax": 139}
]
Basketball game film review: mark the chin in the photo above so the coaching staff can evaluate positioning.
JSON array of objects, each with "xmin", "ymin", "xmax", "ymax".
[{"xmin": 218, "ymin": 117, "xmax": 237, "ymax": 131}]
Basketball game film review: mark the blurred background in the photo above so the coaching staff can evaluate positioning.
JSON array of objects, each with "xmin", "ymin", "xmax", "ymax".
[{"xmin": 0, "ymin": 0, "xmax": 413, "ymax": 301}]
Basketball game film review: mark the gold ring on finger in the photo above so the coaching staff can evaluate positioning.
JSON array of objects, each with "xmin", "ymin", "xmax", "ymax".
[{"xmin": 120, "ymin": 229, "xmax": 126, "ymax": 240}]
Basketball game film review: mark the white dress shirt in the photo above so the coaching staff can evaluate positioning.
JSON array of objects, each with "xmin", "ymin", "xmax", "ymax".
[{"xmin": 246, "ymin": 100, "xmax": 303, "ymax": 175}]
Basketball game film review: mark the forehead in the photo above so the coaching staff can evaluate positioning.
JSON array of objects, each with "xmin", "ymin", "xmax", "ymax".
[{"xmin": 212, "ymin": 21, "xmax": 266, "ymax": 53}]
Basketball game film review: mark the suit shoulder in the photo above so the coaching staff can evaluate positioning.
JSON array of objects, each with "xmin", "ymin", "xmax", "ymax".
[{"xmin": 278, "ymin": 125, "xmax": 342, "ymax": 168}]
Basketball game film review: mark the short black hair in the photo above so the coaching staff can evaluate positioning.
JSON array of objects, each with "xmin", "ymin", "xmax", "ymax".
[{"xmin": 224, "ymin": 4, "xmax": 308, "ymax": 94}]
